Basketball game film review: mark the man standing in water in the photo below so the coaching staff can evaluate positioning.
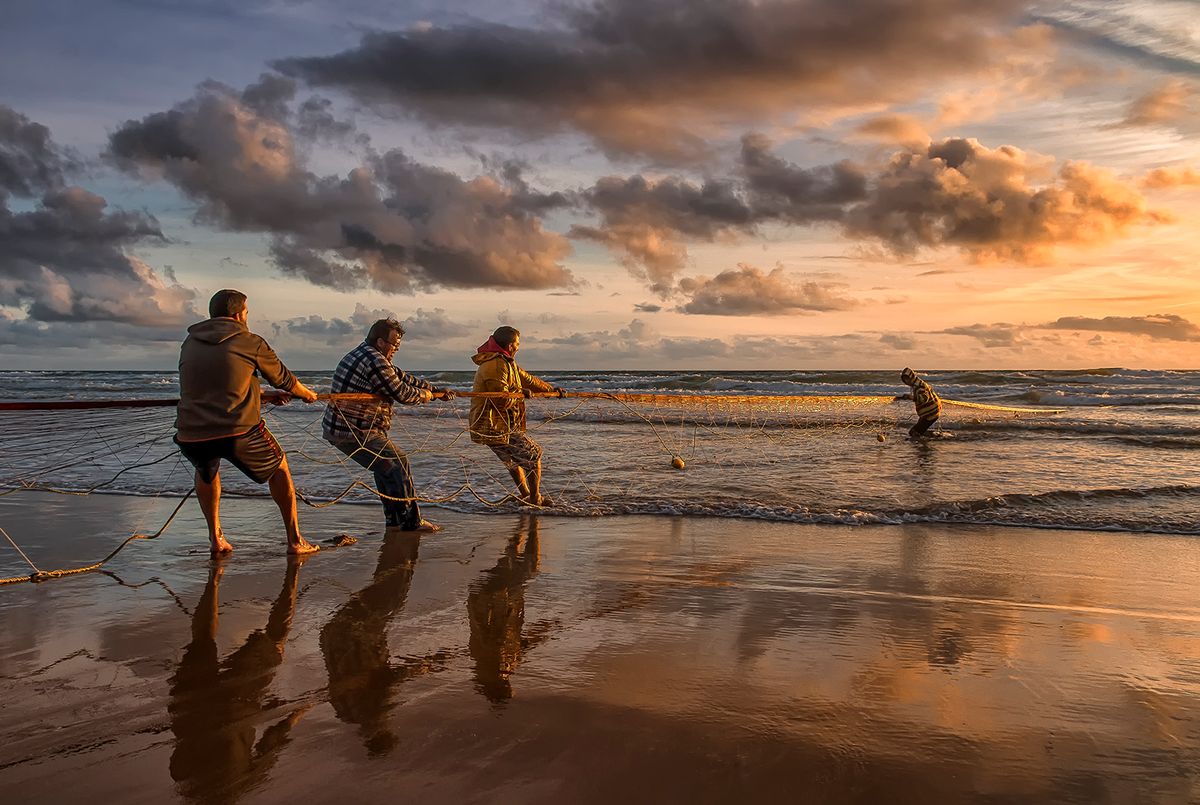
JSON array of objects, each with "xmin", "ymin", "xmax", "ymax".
[
  {"xmin": 175, "ymin": 289, "xmax": 321, "ymax": 557},
  {"xmin": 470, "ymin": 326, "xmax": 564, "ymax": 507},
  {"xmin": 900, "ymin": 367, "xmax": 942, "ymax": 439},
  {"xmin": 323, "ymin": 318, "xmax": 454, "ymax": 532}
]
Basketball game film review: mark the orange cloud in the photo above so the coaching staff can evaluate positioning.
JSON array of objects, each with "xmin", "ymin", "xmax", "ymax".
[
  {"xmin": 845, "ymin": 138, "xmax": 1162, "ymax": 262},
  {"xmin": 1120, "ymin": 79, "xmax": 1196, "ymax": 127},
  {"xmin": 1141, "ymin": 166, "xmax": 1200, "ymax": 190}
]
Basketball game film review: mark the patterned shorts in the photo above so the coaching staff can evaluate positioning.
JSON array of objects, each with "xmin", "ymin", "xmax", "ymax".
[
  {"xmin": 488, "ymin": 432, "xmax": 543, "ymax": 471},
  {"xmin": 175, "ymin": 420, "xmax": 285, "ymax": 484}
]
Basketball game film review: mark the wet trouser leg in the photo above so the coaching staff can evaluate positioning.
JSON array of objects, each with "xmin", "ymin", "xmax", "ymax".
[
  {"xmin": 333, "ymin": 433, "xmax": 421, "ymax": 529},
  {"xmin": 908, "ymin": 416, "xmax": 938, "ymax": 438}
]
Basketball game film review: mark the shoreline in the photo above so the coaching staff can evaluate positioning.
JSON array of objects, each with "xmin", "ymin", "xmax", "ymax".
[{"xmin": 2, "ymin": 493, "xmax": 1199, "ymax": 802}]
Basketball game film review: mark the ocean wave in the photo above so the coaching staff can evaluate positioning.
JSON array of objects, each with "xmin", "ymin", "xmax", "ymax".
[{"xmin": 23, "ymin": 477, "xmax": 1200, "ymax": 536}]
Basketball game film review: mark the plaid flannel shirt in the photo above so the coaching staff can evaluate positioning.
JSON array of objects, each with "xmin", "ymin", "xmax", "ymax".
[{"xmin": 322, "ymin": 341, "xmax": 434, "ymax": 441}]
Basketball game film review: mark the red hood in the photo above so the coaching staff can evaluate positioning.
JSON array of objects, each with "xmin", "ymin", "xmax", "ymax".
[{"xmin": 475, "ymin": 336, "xmax": 514, "ymax": 358}]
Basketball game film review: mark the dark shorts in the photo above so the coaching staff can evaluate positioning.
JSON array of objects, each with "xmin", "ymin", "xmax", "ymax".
[
  {"xmin": 175, "ymin": 420, "xmax": 285, "ymax": 484},
  {"xmin": 488, "ymin": 432, "xmax": 543, "ymax": 471}
]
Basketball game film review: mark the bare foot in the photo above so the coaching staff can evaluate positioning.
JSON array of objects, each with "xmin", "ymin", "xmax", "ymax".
[
  {"xmin": 288, "ymin": 539, "xmax": 321, "ymax": 555},
  {"xmin": 520, "ymin": 495, "xmax": 552, "ymax": 508},
  {"xmin": 210, "ymin": 532, "xmax": 234, "ymax": 557},
  {"xmin": 403, "ymin": 519, "xmax": 442, "ymax": 533}
]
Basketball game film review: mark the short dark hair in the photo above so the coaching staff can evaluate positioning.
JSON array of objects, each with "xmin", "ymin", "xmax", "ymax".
[
  {"xmin": 367, "ymin": 318, "xmax": 405, "ymax": 344},
  {"xmin": 492, "ymin": 325, "xmax": 520, "ymax": 348},
  {"xmin": 209, "ymin": 289, "xmax": 247, "ymax": 318}
]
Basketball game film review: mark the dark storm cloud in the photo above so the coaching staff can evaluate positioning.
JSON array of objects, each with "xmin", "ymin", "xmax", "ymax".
[
  {"xmin": 570, "ymin": 174, "xmax": 754, "ymax": 293},
  {"xmin": 676, "ymin": 264, "xmax": 857, "ymax": 316},
  {"xmin": 1043, "ymin": 314, "xmax": 1200, "ymax": 342},
  {"xmin": 738, "ymin": 134, "xmax": 866, "ymax": 219},
  {"xmin": 570, "ymin": 134, "xmax": 868, "ymax": 293},
  {"xmin": 274, "ymin": 0, "xmax": 1041, "ymax": 159},
  {"xmin": 0, "ymin": 106, "xmax": 198, "ymax": 330},
  {"xmin": 107, "ymin": 81, "xmax": 574, "ymax": 295},
  {"xmin": 0, "ymin": 106, "xmax": 81, "ymax": 197}
]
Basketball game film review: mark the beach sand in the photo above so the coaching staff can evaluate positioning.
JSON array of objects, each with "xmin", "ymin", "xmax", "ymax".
[{"xmin": 1, "ymin": 492, "xmax": 1199, "ymax": 803}]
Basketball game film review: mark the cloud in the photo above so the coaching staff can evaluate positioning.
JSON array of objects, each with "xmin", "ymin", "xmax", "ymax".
[
  {"xmin": 738, "ymin": 133, "xmax": 867, "ymax": 220},
  {"xmin": 571, "ymin": 134, "xmax": 866, "ymax": 293},
  {"xmin": 851, "ymin": 114, "xmax": 931, "ymax": 146},
  {"xmin": 633, "ymin": 302, "xmax": 663, "ymax": 313},
  {"xmin": 844, "ymin": 138, "xmax": 1161, "ymax": 262},
  {"xmin": 570, "ymin": 174, "xmax": 752, "ymax": 293},
  {"xmin": 942, "ymin": 322, "xmax": 1024, "ymax": 347},
  {"xmin": 1119, "ymin": 78, "xmax": 1196, "ymax": 127},
  {"xmin": 880, "ymin": 334, "xmax": 918, "ymax": 350},
  {"xmin": 0, "ymin": 106, "xmax": 81, "ymax": 197},
  {"xmin": 400, "ymin": 307, "xmax": 472, "ymax": 340},
  {"xmin": 1141, "ymin": 165, "xmax": 1200, "ymax": 189},
  {"xmin": 676, "ymin": 263, "xmax": 857, "ymax": 316},
  {"xmin": 0, "ymin": 311, "xmax": 189, "ymax": 349},
  {"xmin": 0, "ymin": 106, "xmax": 198, "ymax": 330},
  {"xmin": 276, "ymin": 303, "xmax": 471, "ymax": 344},
  {"xmin": 275, "ymin": 0, "xmax": 1045, "ymax": 160},
  {"xmin": 574, "ymin": 135, "xmax": 1157, "ymax": 292},
  {"xmin": 283, "ymin": 313, "xmax": 356, "ymax": 343},
  {"xmin": 1034, "ymin": 3, "xmax": 1200, "ymax": 75},
  {"xmin": 938, "ymin": 313, "xmax": 1200, "ymax": 351},
  {"xmin": 530, "ymin": 319, "xmax": 878, "ymax": 366},
  {"xmin": 1043, "ymin": 314, "xmax": 1200, "ymax": 342},
  {"xmin": 107, "ymin": 79, "xmax": 574, "ymax": 295}
]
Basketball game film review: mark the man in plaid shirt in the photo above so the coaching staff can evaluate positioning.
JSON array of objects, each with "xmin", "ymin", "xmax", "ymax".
[{"xmin": 323, "ymin": 318, "xmax": 454, "ymax": 531}]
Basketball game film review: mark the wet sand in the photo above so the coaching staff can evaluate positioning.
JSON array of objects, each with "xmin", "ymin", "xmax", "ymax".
[{"xmin": 1, "ymin": 492, "xmax": 1199, "ymax": 803}]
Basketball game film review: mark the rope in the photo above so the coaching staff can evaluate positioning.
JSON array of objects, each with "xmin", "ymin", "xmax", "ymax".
[
  {"xmin": 0, "ymin": 390, "xmax": 1067, "ymax": 413},
  {"xmin": 0, "ymin": 491, "xmax": 193, "ymax": 586}
]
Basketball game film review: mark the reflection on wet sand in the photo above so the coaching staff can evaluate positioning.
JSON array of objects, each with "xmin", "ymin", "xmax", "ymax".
[
  {"xmin": 467, "ymin": 514, "xmax": 557, "ymax": 703},
  {"xmin": 319, "ymin": 527, "xmax": 445, "ymax": 755},
  {"xmin": 168, "ymin": 558, "xmax": 308, "ymax": 804},
  {"xmin": 3, "ymin": 507, "xmax": 1199, "ymax": 803}
]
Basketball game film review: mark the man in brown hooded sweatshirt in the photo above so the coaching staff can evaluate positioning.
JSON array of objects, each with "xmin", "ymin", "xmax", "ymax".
[{"xmin": 175, "ymin": 289, "xmax": 320, "ymax": 557}]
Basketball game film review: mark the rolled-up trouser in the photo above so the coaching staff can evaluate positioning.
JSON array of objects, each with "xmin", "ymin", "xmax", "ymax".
[
  {"xmin": 908, "ymin": 416, "xmax": 938, "ymax": 438},
  {"xmin": 331, "ymin": 433, "xmax": 421, "ymax": 529}
]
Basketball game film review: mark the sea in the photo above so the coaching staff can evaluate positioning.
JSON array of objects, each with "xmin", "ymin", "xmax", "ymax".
[{"xmin": 2, "ymin": 368, "xmax": 1199, "ymax": 537}]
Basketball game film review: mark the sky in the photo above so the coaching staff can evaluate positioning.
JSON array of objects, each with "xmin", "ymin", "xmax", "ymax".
[{"xmin": 1, "ymin": 0, "xmax": 1198, "ymax": 370}]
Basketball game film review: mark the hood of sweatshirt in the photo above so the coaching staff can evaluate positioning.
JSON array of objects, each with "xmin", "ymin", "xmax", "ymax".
[
  {"xmin": 187, "ymin": 317, "xmax": 248, "ymax": 345},
  {"xmin": 472, "ymin": 351, "xmax": 509, "ymax": 366}
]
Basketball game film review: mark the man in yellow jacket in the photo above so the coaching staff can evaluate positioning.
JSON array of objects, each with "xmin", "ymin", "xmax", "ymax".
[{"xmin": 469, "ymin": 326, "xmax": 564, "ymax": 506}]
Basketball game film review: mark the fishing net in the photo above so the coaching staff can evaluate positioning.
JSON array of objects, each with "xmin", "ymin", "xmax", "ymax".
[{"xmin": 0, "ymin": 391, "xmax": 1058, "ymax": 584}]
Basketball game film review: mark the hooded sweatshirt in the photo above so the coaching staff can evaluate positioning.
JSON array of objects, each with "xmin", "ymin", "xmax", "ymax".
[
  {"xmin": 176, "ymin": 318, "xmax": 298, "ymax": 441},
  {"xmin": 469, "ymin": 341, "xmax": 554, "ymax": 444},
  {"xmin": 900, "ymin": 367, "xmax": 942, "ymax": 420}
]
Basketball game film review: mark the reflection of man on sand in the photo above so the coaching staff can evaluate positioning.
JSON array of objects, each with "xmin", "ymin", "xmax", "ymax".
[
  {"xmin": 467, "ymin": 515, "xmax": 557, "ymax": 703},
  {"xmin": 168, "ymin": 558, "xmax": 309, "ymax": 804},
  {"xmin": 320, "ymin": 528, "xmax": 443, "ymax": 756}
]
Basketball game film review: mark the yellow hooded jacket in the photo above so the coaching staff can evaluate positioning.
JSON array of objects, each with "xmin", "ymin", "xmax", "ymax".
[{"xmin": 469, "ymin": 352, "xmax": 555, "ymax": 445}]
